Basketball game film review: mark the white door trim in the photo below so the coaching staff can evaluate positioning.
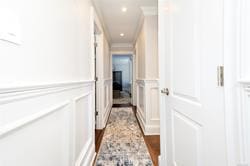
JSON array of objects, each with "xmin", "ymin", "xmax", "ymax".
[
  {"xmin": 223, "ymin": 0, "xmax": 238, "ymax": 165},
  {"xmin": 158, "ymin": 0, "xmax": 168, "ymax": 164}
]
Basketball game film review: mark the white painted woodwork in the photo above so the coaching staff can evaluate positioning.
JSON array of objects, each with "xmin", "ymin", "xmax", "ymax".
[
  {"xmin": 0, "ymin": 0, "xmax": 96, "ymax": 165},
  {"xmin": 94, "ymin": 11, "xmax": 112, "ymax": 129},
  {"xmin": 0, "ymin": 81, "xmax": 96, "ymax": 166},
  {"xmin": 159, "ymin": 0, "xmax": 228, "ymax": 165},
  {"xmin": 135, "ymin": 7, "xmax": 159, "ymax": 135},
  {"xmin": 132, "ymin": 53, "xmax": 137, "ymax": 106},
  {"xmin": 223, "ymin": 0, "xmax": 250, "ymax": 165},
  {"xmin": 225, "ymin": 0, "xmax": 250, "ymax": 165},
  {"xmin": 136, "ymin": 11, "xmax": 158, "ymax": 79},
  {"xmin": 136, "ymin": 79, "xmax": 160, "ymax": 135},
  {"xmin": 111, "ymin": 43, "xmax": 134, "ymax": 52}
]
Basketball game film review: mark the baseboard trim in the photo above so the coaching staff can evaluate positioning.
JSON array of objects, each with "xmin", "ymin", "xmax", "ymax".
[
  {"xmin": 103, "ymin": 103, "xmax": 112, "ymax": 127},
  {"xmin": 75, "ymin": 140, "xmax": 95, "ymax": 166},
  {"xmin": 136, "ymin": 111, "xmax": 160, "ymax": 135},
  {"xmin": 145, "ymin": 125, "xmax": 160, "ymax": 135}
]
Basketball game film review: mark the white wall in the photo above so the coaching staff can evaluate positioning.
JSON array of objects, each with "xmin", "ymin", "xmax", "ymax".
[
  {"xmin": 103, "ymin": 37, "xmax": 112, "ymax": 79},
  {"xmin": 144, "ymin": 16, "xmax": 158, "ymax": 78},
  {"xmin": 135, "ymin": 12, "xmax": 160, "ymax": 135},
  {"xmin": 0, "ymin": 0, "xmax": 94, "ymax": 86},
  {"xmin": 136, "ymin": 25, "xmax": 146, "ymax": 79},
  {"xmin": 0, "ymin": 0, "xmax": 96, "ymax": 165}
]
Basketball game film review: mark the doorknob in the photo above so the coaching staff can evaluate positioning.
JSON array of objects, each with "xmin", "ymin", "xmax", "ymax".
[{"xmin": 161, "ymin": 88, "xmax": 169, "ymax": 96}]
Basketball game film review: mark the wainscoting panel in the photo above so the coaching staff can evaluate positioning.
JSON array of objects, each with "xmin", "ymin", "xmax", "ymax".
[
  {"xmin": 237, "ymin": 83, "xmax": 250, "ymax": 166},
  {"xmin": 96, "ymin": 78, "xmax": 112, "ymax": 129},
  {"xmin": 103, "ymin": 78, "xmax": 112, "ymax": 128},
  {"xmin": 136, "ymin": 79, "xmax": 160, "ymax": 135},
  {"xmin": 236, "ymin": 1, "xmax": 250, "ymax": 164},
  {"xmin": 0, "ymin": 81, "xmax": 95, "ymax": 166}
]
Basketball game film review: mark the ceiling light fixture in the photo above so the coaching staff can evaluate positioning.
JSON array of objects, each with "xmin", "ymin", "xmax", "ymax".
[
  {"xmin": 122, "ymin": 7, "xmax": 127, "ymax": 12},
  {"xmin": 120, "ymin": 33, "xmax": 124, "ymax": 37}
]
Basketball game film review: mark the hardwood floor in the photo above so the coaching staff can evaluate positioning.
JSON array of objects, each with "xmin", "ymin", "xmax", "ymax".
[
  {"xmin": 95, "ymin": 129, "xmax": 104, "ymax": 153},
  {"xmin": 112, "ymin": 103, "xmax": 133, "ymax": 107},
  {"xmin": 144, "ymin": 135, "xmax": 160, "ymax": 166},
  {"xmin": 94, "ymin": 104, "xmax": 160, "ymax": 166}
]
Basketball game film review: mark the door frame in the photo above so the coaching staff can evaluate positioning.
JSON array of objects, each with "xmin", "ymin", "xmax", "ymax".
[
  {"xmin": 224, "ymin": 0, "xmax": 250, "ymax": 165},
  {"xmin": 111, "ymin": 51, "xmax": 136, "ymax": 106},
  {"xmin": 223, "ymin": 0, "xmax": 238, "ymax": 165},
  {"xmin": 93, "ymin": 20, "xmax": 104, "ymax": 130},
  {"xmin": 158, "ymin": 0, "xmax": 169, "ymax": 164}
]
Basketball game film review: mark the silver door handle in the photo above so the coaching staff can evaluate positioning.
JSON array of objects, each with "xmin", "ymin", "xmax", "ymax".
[{"xmin": 161, "ymin": 88, "xmax": 169, "ymax": 96}]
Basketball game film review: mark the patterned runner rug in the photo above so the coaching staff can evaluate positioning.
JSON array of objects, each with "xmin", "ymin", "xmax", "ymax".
[
  {"xmin": 113, "ymin": 91, "xmax": 131, "ymax": 104},
  {"xmin": 95, "ymin": 107, "xmax": 153, "ymax": 166}
]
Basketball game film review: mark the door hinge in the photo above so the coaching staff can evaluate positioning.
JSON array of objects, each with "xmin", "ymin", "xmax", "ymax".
[
  {"xmin": 94, "ymin": 42, "xmax": 98, "ymax": 47},
  {"xmin": 95, "ymin": 77, "xmax": 98, "ymax": 81},
  {"xmin": 95, "ymin": 111, "xmax": 98, "ymax": 116},
  {"xmin": 217, "ymin": 66, "xmax": 224, "ymax": 87}
]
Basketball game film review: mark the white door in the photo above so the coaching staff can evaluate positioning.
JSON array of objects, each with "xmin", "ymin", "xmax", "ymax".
[{"xmin": 159, "ymin": 0, "xmax": 227, "ymax": 165}]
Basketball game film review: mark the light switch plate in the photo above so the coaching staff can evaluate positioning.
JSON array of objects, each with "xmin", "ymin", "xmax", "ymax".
[{"xmin": 0, "ymin": 8, "xmax": 21, "ymax": 45}]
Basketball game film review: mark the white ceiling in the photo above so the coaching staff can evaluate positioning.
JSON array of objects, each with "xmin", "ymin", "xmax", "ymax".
[{"xmin": 93, "ymin": 0, "xmax": 157, "ymax": 45}]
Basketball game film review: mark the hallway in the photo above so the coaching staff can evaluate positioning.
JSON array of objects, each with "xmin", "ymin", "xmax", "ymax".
[{"xmin": 0, "ymin": 0, "xmax": 249, "ymax": 165}]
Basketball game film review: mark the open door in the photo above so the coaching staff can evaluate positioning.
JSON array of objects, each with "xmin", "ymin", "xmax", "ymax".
[{"xmin": 159, "ymin": 0, "xmax": 227, "ymax": 165}]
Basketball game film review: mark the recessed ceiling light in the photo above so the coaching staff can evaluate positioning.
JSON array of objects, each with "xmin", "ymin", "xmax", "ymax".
[
  {"xmin": 122, "ymin": 7, "xmax": 127, "ymax": 12},
  {"xmin": 120, "ymin": 33, "xmax": 124, "ymax": 37}
]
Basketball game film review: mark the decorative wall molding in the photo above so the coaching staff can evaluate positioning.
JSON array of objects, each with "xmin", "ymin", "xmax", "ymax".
[
  {"xmin": 133, "ymin": 12, "xmax": 145, "ymax": 45},
  {"xmin": 92, "ymin": 1, "xmax": 111, "ymax": 43},
  {"xmin": 111, "ymin": 43, "xmax": 134, "ymax": 52},
  {"xmin": 136, "ymin": 79, "xmax": 160, "ymax": 135},
  {"xmin": 0, "ymin": 81, "xmax": 94, "ymax": 105},
  {"xmin": 234, "ymin": 0, "xmax": 250, "ymax": 164},
  {"xmin": 103, "ymin": 78, "xmax": 112, "ymax": 127},
  {"xmin": 0, "ymin": 81, "xmax": 94, "ymax": 94},
  {"xmin": 237, "ymin": 82, "xmax": 250, "ymax": 165},
  {"xmin": 96, "ymin": 78, "xmax": 112, "ymax": 129},
  {"xmin": 111, "ymin": 51, "xmax": 135, "ymax": 55},
  {"xmin": 238, "ymin": 80, "xmax": 250, "ymax": 84},
  {"xmin": 0, "ymin": 80, "xmax": 96, "ymax": 166},
  {"xmin": 75, "ymin": 139, "xmax": 96, "ymax": 166},
  {"xmin": 0, "ymin": 101, "xmax": 69, "ymax": 138},
  {"xmin": 140, "ymin": 7, "xmax": 158, "ymax": 16}
]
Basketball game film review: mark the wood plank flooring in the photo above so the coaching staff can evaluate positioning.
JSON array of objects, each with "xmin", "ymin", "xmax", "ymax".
[{"xmin": 95, "ymin": 129, "xmax": 104, "ymax": 153}]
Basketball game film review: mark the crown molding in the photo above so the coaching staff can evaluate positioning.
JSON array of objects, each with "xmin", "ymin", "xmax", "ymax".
[
  {"xmin": 111, "ymin": 43, "xmax": 135, "ymax": 52},
  {"xmin": 111, "ymin": 43, "xmax": 134, "ymax": 48},
  {"xmin": 140, "ymin": 6, "xmax": 158, "ymax": 16},
  {"xmin": 133, "ymin": 12, "xmax": 144, "ymax": 45},
  {"xmin": 92, "ymin": 0, "xmax": 112, "ymax": 43}
]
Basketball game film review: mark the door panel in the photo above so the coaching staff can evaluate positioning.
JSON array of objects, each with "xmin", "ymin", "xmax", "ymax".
[
  {"xmin": 173, "ymin": 111, "xmax": 202, "ymax": 166},
  {"xmin": 159, "ymin": 0, "xmax": 227, "ymax": 165},
  {"xmin": 172, "ymin": 0, "xmax": 201, "ymax": 102}
]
